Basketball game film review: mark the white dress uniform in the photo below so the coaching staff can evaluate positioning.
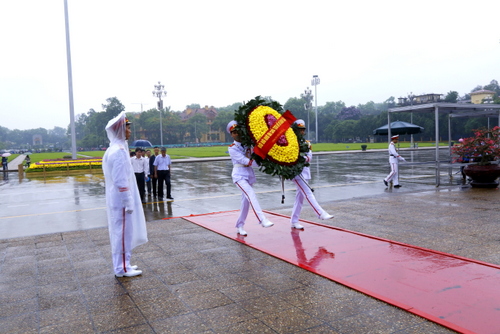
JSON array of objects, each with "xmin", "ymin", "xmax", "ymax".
[
  {"xmin": 229, "ymin": 141, "xmax": 267, "ymax": 227},
  {"xmin": 227, "ymin": 121, "xmax": 272, "ymax": 235},
  {"xmin": 102, "ymin": 112, "xmax": 148, "ymax": 276},
  {"xmin": 290, "ymin": 119, "xmax": 333, "ymax": 228},
  {"xmin": 384, "ymin": 137, "xmax": 405, "ymax": 186}
]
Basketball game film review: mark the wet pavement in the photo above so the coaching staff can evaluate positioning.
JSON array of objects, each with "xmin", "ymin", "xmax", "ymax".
[
  {"xmin": 1, "ymin": 148, "xmax": 497, "ymax": 333},
  {"xmin": 0, "ymin": 148, "xmax": 458, "ymax": 239}
]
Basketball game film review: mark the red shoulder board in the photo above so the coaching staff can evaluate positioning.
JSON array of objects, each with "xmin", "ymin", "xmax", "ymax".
[{"xmin": 229, "ymin": 143, "xmax": 235, "ymax": 147}]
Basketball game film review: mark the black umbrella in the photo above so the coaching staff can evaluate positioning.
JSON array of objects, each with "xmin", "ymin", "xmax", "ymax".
[
  {"xmin": 131, "ymin": 140, "xmax": 152, "ymax": 147},
  {"xmin": 373, "ymin": 121, "xmax": 424, "ymax": 135}
]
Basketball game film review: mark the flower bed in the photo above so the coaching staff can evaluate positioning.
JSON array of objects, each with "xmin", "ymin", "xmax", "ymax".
[{"xmin": 26, "ymin": 157, "xmax": 102, "ymax": 173}]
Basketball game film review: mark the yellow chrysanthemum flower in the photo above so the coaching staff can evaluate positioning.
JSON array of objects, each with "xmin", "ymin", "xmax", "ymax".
[{"xmin": 248, "ymin": 106, "xmax": 299, "ymax": 165}]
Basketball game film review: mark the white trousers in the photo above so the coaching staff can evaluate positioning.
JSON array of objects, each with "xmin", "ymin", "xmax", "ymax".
[
  {"xmin": 109, "ymin": 208, "xmax": 134, "ymax": 275},
  {"xmin": 234, "ymin": 179, "xmax": 265, "ymax": 227},
  {"xmin": 291, "ymin": 177, "xmax": 324, "ymax": 224},
  {"xmin": 385, "ymin": 162, "xmax": 399, "ymax": 185}
]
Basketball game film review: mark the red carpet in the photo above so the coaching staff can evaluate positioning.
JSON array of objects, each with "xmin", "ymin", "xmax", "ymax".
[{"xmin": 183, "ymin": 210, "xmax": 500, "ymax": 334}]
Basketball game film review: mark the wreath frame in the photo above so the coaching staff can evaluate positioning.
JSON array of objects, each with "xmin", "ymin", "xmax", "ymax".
[{"xmin": 233, "ymin": 96, "xmax": 310, "ymax": 180}]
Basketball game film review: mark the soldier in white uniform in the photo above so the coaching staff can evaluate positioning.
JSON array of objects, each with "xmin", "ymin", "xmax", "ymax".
[
  {"xmin": 384, "ymin": 134, "xmax": 405, "ymax": 188},
  {"xmin": 290, "ymin": 120, "xmax": 334, "ymax": 230},
  {"xmin": 227, "ymin": 121, "xmax": 274, "ymax": 236},
  {"xmin": 102, "ymin": 112, "xmax": 148, "ymax": 277}
]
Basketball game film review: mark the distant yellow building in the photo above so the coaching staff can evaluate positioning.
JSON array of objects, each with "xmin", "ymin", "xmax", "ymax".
[{"xmin": 470, "ymin": 90, "xmax": 495, "ymax": 104}]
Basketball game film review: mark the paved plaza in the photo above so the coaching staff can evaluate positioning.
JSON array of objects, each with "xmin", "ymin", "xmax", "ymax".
[{"xmin": 1, "ymin": 149, "xmax": 498, "ymax": 333}]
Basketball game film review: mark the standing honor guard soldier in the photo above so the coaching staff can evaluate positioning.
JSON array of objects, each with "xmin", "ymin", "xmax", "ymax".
[
  {"xmin": 102, "ymin": 112, "xmax": 148, "ymax": 277},
  {"xmin": 384, "ymin": 134, "xmax": 406, "ymax": 188},
  {"xmin": 290, "ymin": 119, "xmax": 334, "ymax": 230},
  {"xmin": 227, "ymin": 120, "xmax": 274, "ymax": 236}
]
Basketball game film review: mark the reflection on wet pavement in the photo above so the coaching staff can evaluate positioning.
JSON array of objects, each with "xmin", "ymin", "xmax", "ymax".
[{"xmin": 0, "ymin": 149, "xmax": 462, "ymax": 239}]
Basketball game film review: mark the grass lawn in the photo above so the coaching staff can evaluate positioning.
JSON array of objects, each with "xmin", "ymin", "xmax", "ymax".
[{"xmin": 21, "ymin": 141, "xmax": 448, "ymax": 163}]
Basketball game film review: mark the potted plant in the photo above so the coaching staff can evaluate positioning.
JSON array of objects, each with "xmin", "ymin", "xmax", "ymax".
[{"xmin": 452, "ymin": 126, "xmax": 500, "ymax": 187}]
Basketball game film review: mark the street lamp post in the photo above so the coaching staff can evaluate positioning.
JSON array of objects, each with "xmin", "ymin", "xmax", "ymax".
[
  {"xmin": 152, "ymin": 82, "xmax": 167, "ymax": 146},
  {"xmin": 311, "ymin": 75, "xmax": 320, "ymax": 143},
  {"xmin": 301, "ymin": 87, "xmax": 313, "ymax": 141}
]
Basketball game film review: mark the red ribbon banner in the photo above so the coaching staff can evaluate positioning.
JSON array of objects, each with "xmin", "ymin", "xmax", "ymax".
[{"xmin": 253, "ymin": 110, "xmax": 297, "ymax": 159}]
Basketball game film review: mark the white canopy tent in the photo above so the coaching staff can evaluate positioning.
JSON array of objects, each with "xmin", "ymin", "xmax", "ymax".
[{"xmin": 387, "ymin": 103, "xmax": 500, "ymax": 186}]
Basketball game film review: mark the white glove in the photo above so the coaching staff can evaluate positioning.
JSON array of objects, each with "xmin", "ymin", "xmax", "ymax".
[{"xmin": 125, "ymin": 206, "xmax": 133, "ymax": 214}]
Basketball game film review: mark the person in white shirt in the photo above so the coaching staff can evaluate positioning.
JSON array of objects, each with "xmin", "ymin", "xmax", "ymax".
[
  {"xmin": 102, "ymin": 112, "xmax": 148, "ymax": 277},
  {"xmin": 130, "ymin": 148, "xmax": 149, "ymax": 203},
  {"xmin": 153, "ymin": 147, "xmax": 173, "ymax": 201},
  {"xmin": 227, "ymin": 120, "xmax": 274, "ymax": 236},
  {"xmin": 290, "ymin": 120, "xmax": 333, "ymax": 230},
  {"xmin": 384, "ymin": 134, "xmax": 405, "ymax": 188}
]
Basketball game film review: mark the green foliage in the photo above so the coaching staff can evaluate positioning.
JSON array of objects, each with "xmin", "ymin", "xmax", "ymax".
[
  {"xmin": 283, "ymin": 97, "xmax": 309, "ymax": 122},
  {"xmin": 444, "ymin": 91, "xmax": 459, "ymax": 103},
  {"xmin": 4, "ymin": 78, "xmax": 500, "ymax": 149},
  {"xmin": 211, "ymin": 110, "xmax": 234, "ymax": 142}
]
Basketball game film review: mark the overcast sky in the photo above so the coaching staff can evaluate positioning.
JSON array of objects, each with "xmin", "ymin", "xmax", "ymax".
[{"xmin": 1, "ymin": 0, "xmax": 498, "ymax": 131}]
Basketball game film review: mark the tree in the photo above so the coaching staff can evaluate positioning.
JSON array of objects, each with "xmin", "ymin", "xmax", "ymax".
[
  {"xmin": 337, "ymin": 106, "xmax": 362, "ymax": 120},
  {"xmin": 187, "ymin": 113, "xmax": 208, "ymax": 142},
  {"xmin": 322, "ymin": 101, "xmax": 346, "ymax": 116},
  {"xmin": 186, "ymin": 103, "xmax": 201, "ymax": 109},
  {"xmin": 484, "ymin": 80, "xmax": 500, "ymax": 102},
  {"xmin": 216, "ymin": 102, "xmax": 243, "ymax": 114},
  {"xmin": 212, "ymin": 110, "xmax": 234, "ymax": 142},
  {"xmin": 471, "ymin": 85, "xmax": 483, "ymax": 92},
  {"xmin": 384, "ymin": 96, "xmax": 396, "ymax": 107},
  {"xmin": 332, "ymin": 120, "xmax": 358, "ymax": 142},
  {"xmin": 444, "ymin": 91, "xmax": 459, "ymax": 103},
  {"xmin": 283, "ymin": 97, "xmax": 309, "ymax": 121},
  {"xmin": 357, "ymin": 101, "xmax": 377, "ymax": 115},
  {"xmin": 102, "ymin": 97, "xmax": 125, "ymax": 118}
]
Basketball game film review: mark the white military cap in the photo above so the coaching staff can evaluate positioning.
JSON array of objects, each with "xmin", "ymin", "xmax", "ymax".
[
  {"xmin": 227, "ymin": 120, "xmax": 238, "ymax": 134},
  {"xmin": 294, "ymin": 119, "xmax": 306, "ymax": 129}
]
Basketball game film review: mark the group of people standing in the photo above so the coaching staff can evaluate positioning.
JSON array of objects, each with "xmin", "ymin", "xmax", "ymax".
[{"xmin": 129, "ymin": 146, "xmax": 173, "ymax": 203}]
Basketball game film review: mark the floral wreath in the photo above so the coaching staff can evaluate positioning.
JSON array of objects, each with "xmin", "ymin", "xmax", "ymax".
[{"xmin": 233, "ymin": 96, "xmax": 309, "ymax": 180}]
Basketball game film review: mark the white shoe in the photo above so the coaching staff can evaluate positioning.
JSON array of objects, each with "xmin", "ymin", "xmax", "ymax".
[
  {"xmin": 319, "ymin": 212, "xmax": 334, "ymax": 220},
  {"xmin": 237, "ymin": 227, "xmax": 247, "ymax": 236},
  {"xmin": 131, "ymin": 265, "xmax": 138, "ymax": 270},
  {"xmin": 291, "ymin": 223, "xmax": 304, "ymax": 230},
  {"xmin": 261, "ymin": 219, "xmax": 274, "ymax": 228},
  {"xmin": 115, "ymin": 269, "xmax": 142, "ymax": 277}
]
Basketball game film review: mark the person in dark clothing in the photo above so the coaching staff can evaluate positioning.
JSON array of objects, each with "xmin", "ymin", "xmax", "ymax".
[{"xmin": 149, "ymin": 147, "xmax": 159, "ymax": 197}]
